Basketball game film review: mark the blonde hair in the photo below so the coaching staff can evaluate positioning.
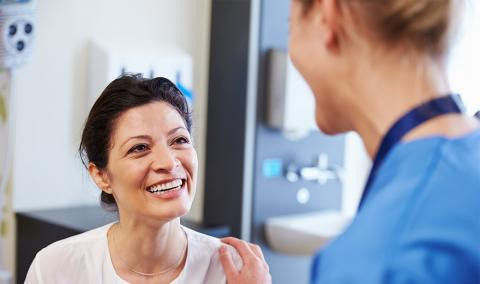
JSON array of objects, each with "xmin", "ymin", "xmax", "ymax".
[{"xmin": 300, "ymin": 0, "xmax": 458, "ymax": 57}]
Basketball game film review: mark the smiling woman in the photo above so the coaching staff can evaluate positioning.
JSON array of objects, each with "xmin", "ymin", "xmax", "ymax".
[{"xmin": 24, "ymin": 75, "xmax": 242, "ymax": 284}]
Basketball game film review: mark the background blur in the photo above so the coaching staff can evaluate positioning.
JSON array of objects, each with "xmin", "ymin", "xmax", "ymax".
[{"xmin": 1, "ymin": 0, "xmax": 479, "ymax": 283}]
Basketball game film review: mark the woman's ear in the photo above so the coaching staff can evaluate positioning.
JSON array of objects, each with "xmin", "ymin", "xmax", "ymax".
[
  {"xmin": 88, "ymin": 163, "xmax": 112, "ymax": 194},
  {"xmin": 312, "ymin": 0, "xmax": 341, "ymax": 50}
]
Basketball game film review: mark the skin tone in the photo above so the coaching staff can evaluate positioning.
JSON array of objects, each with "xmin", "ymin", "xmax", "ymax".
[
  {"xmin": 89, "ymin": 101, "xmax": 198, "ymax": 283},
  {"xmin": 219, "ymin": 238, "xmax": 272, "ymax": 284},
  {"xmin": 220, "ymin": 0, "xmax": 480, "ymax": 283}
]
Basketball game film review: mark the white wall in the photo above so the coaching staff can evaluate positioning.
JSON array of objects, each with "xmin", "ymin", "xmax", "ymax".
[
  {"xmin": 12, "ymin": 0, "xmax": 211, "ymax": 214},
  {"xmin": 448, "ymin": 1, "xmax": 480, "ymax": 113},
  {"xmin": 5, "ymin": 0, "xmax": 211, "ymax": 275},
  {"xmin": 342, "ymin": 133, "xmax": 370, "ymax": 217}
]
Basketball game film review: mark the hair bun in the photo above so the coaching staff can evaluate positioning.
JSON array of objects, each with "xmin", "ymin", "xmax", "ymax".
[{"xmin": 379, "ymin": 0, "xmax": 452, "ymax": 55}]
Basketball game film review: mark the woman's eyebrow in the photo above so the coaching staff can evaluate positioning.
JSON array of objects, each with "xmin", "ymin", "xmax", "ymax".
[
  {"xmin": 168, "ymin": 126, "xmax": 187, "ymax": 136},
  {"xmin": 120, "ymin": 135, "xmax": 152, "ymax": 148},
  {"xmin": 119, "ymin": 127, "xmax": 186, "ymax": 148}
]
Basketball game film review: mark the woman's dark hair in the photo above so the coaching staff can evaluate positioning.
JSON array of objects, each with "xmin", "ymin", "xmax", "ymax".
[{"xmin": 79, "ymin": 74, "xmax": 192, "ymax": 210}]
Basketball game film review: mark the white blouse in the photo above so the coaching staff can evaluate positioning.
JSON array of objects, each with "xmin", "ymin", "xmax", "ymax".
[{"xmin": 25, "ymin": 223, "xmax": 242, "ymax": 284}]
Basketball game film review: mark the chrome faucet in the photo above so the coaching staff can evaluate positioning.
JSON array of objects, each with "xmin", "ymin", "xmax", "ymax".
[{"xmin": 286, "ymin": 153, "xmax": 343, "ymax": 185}]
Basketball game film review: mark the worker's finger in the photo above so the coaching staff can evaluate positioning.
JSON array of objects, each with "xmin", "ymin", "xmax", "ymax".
[
  {"xmin": 221, "ymin": 237, "xmax": 256, "ymax": 264},
  {"xmin": 248, "ymin": 243, "xmax": 269, "ymax": 271},
  {"xmin": 248, "ymin": 243, "xmax": 265, "ymax": 260},
  {"xmin": 219, "ymin": 245, "xmax": 239, "ymax": 280}
]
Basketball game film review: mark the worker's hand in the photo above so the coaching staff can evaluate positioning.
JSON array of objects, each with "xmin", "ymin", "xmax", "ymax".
[{"xmin": 219, "ymin": 237, "xmax": 272, "ymax": 284}]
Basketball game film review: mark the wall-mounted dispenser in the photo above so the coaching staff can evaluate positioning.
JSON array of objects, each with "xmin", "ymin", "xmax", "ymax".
[
  {"xmin": 266, "ymin": 49, "xmax": 317, "ymax": 140},
  {"xmin": 88, "ymin": 40, "xmax": 194, "ymax": 109}
]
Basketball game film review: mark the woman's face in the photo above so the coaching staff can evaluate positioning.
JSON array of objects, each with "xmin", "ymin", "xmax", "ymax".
[
  {"xmin": 102, "ymin": 101, "xmax": 197, "ymax": 222},
  {"xmin": 288, "ymin": 0, "xmax": 348, "ymax": 134}
]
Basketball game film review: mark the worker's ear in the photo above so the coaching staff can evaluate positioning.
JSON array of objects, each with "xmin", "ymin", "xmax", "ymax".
[
  {"xmin": 88, "ymin": 163, "xmax": 112, "ymax": 194},
  {"xmin": 311, "ymin": 0, "xmax": 341, "ymax": 50}
]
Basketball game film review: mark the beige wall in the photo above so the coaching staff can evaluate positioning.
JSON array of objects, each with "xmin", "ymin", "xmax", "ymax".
[{"xmin": 6, "ymin": 0, "xmax": 211, "ymax": 277}]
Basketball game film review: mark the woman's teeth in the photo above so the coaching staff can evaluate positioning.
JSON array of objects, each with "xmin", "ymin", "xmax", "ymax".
[{"xmin": 147, "ymin": 179, "xmax": 183, "ymax": 194}]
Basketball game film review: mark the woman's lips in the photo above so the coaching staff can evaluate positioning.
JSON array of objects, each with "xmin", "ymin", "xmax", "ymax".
[
  {"xmin": 146, "ymin": 179, "xmax": 187, "ymax": 199},
  {"xmin": 146, "ymin": 178, "xmax": 184, "ymax": 193}
]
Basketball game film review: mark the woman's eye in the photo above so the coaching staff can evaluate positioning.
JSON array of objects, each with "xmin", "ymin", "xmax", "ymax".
[
  {"xmin": 128, "ymin": 144, "xmax": 149, "ymax": 154},
  {"xmin": 173, "ymin": 136, "xmax": 190, "ymax": 145}
]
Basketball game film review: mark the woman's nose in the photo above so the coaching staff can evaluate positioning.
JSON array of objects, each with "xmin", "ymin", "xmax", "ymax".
[{"xmin": 151, "ymin": 145, "xmax": 179, "ymax": 172}]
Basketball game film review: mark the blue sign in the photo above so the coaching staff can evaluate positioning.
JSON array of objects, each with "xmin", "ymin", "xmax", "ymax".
[{"xmin": 262, "ymin": 159, "xmax": 283, "ymax": 178}]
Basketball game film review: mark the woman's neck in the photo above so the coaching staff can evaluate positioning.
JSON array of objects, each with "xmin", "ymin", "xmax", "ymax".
[
  {"xmin": 347, "ymin": 53, "xmax": 478, "ymax": 159},
  {"xmin": 109, "ymin": 216, "xmax": 187, "ymax": 276}
]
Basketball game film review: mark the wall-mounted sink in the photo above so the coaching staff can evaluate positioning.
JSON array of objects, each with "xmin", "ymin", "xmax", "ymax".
[{"xmin": 265, "ymin": 211, "xmax": 352, "ymax": 256}]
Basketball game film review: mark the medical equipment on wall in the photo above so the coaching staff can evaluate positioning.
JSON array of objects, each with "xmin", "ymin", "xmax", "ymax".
[
  {"xmin": 0, "ymin": 0, "xmax": 35, "ymax": 69},
  {"xmin": 266, "ymin": 49, "xmax": 317, "ymax": 140},
  {"xmin": 0, "ymin": 1, "xmax": 35, "ymax": 283},
  {"xmin": 88, "ymin": 40, "xmax": 194, "ymax": 110}
]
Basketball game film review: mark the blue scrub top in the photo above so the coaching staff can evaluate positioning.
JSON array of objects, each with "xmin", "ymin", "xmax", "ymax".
[{"xmin": 311, "ymin": 129, "xmax": 480, "ymax": 284}]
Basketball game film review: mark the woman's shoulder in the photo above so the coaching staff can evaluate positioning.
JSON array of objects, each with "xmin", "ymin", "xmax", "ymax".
[
  {"xmin": 180, "ymin": 225, "xmax": 243, "ymax": 281},
  {"xmin": 182, "ymin": 225, "xmax": 222, "ymax": 248},
  {"xmin": 25, "ymin": 223, "xmax": 114, "ymax": 283},
  {"xmin": 34, "ymin": 223, "xmax": 112, "ymax": 265},
  {"xmin": 182, "ymin": 226, "xmax": 233, "ymax": 256},
  {"xmin": 182, "ymin": 226, "xmax": 241, "ymax": 258},
  {"xmin": 43, "ymin": 223, "xmax": 111, "ymax": 250},
  {"xmin": 387, "ymin": 128, "xmax": 480, "ymax": 182}
]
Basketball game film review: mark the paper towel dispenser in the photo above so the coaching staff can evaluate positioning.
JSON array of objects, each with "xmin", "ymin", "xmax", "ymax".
[
  {"xmin": 88, "ymin": 40, "xmax": 194, "ymax": 110},
  {"xmin": 266, "ymin": 49, "xmax": 317, "ymax": 139}
]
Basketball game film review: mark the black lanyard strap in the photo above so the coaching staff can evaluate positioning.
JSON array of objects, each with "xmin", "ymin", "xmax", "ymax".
[{"xmin": 358, "ymin": 94, "xmax": 465, "ymax": 210}]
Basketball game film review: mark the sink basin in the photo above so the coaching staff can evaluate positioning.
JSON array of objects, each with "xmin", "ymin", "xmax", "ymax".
[{"xmin": 265, "ymin": 211, "xmax": 352, "ymax": 256}]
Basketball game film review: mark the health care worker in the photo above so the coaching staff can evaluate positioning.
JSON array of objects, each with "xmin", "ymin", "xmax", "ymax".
[{"xmin": 218, "ymin": 0, "xmax": 480, "ymax": 283}]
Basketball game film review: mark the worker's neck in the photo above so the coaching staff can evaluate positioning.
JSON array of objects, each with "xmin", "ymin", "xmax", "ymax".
[{"xmin": 350, "ymin": 53, "xmax": 451, "ymax": 159}]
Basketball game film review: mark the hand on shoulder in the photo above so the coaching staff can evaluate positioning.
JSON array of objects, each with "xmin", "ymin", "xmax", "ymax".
[{"xmin": 219, "ymin": 237, "xmax": 272, "ymax": 284}]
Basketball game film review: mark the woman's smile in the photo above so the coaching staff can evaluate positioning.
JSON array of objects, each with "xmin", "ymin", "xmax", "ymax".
[{"xmin": 146, "ymin": 178, "xmax": 187, "ymax": 199}]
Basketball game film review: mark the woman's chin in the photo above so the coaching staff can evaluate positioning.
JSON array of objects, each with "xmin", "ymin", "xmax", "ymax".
[
  {"xmin": 150, "ymin": 207, "xmax": 190, "ymax": 223},
  {"xmin": 315, "ymin": 112, "xmax": 349, "ymax": 135},
  {"xmin": 316, "ymin": 118, "xmax": 338, "ymax": 135},
  {"xmin": 164, "ymin": 201, "xmax": 192, "ymax": 219},
  {"xmin": 144, "ymin": 198, "xmax": 192, "ymax": 222}
]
